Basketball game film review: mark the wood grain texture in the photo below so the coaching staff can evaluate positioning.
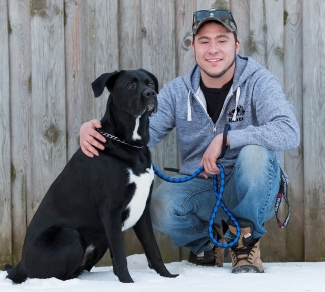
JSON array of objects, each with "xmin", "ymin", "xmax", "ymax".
[
  {"xmin": 303, "ymin": 0, "xmax": 325, "ymax": 262},
  {"xmin": 29, "ymin": 0, "xmax": 66, "ymax": 223},
  {"xmin": 283, "ymin": 0, "xmax": 304, "ymax": 261},
  {"xmin": 118, "ymin": 0, "xmax": 147, "ymax": 265},
  {"xmin": 8, "ymin": 0, "xmax": 31, "ymax": 266},
  {"xmin": 230, "ymin": 0, "xmax": 250, "ymax": 55},
  {"xmin": 65, "ymin": 0, "xmax": 88, "ymax": 158},
  {"xmin": 141, "ymin": 0, "xmax": 179, "ymax": 263},
  {"xmin": 0, "ymin": 0, "xmax": 11, "ymax": 269},
  {"xmin": 119, "ymin": 0, "xmax": 142, "ymax": 70}
]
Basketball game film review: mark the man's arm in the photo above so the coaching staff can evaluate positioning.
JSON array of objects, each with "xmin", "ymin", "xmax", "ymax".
[
  {"xmin": 228, "ymin": 74, "xmax": 300, "ymax": 151},
  {"xmin": 80, "ymin": 119, "xmax": 106, "ymax": 157}
]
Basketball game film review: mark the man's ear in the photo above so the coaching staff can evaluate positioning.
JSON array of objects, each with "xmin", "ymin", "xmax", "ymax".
[
  {"xmin": 138, "ymin": 69, "xmax": 159, "ymax": 93},
  {"xmin": 91, "ymin": 70, "xmax": 125, "ymax": 97}
]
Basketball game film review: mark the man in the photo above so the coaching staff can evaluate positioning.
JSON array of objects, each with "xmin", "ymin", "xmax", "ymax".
[{"xmin": 79, "ymin": 9, "xmax": 300, "ymax": 273}]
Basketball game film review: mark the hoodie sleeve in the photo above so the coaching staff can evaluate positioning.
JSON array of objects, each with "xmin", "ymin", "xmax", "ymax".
[
  {"xmin": 147, "ymin": 82, "xmax": 176, "ymax": 147},
  {"xmin": 228, "ymin": 73, "xmax": 300, "ymax": 151}
]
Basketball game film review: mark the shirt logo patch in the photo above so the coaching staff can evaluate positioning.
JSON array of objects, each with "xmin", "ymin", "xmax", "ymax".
[{"xmin": 227, "ymin": 105, "xmax": 245, "ymax": 123}]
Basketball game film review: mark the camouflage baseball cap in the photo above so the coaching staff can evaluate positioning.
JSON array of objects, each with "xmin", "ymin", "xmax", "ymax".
[{"xmin": 192, "ymin": 9, "xmax": 237, "ymax": 35}]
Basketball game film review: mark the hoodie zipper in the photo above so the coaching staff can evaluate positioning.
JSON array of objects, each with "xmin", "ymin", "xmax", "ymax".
[
  {"xmin": 191, "ymin": 85, "xmax": 237, "ymax": 136},
  {"xmin": 191, "ymin": 88, "xmax": 216, "ymax": 135}
]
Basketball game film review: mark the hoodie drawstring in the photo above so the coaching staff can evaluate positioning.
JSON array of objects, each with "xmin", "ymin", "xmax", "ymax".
[
  {"xmin": 187, "ymin": 86, "xmax": 241, "ymax": 122},
  {"xmin": 232, "ymin": 87, "xmax": 241, "ymax": 122},
  {"xmin": 187, "ymin": 90, "xmax": 192, "ymax": 121}
]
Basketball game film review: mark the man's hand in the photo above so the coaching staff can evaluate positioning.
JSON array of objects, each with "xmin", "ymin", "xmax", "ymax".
[
  {"xmin": 80, "ymin": 119, "xmax": 106, "ymax": 157},
  {"xmin": 199, "ymin": 133, "xmax": 230, "ymax": 178}
]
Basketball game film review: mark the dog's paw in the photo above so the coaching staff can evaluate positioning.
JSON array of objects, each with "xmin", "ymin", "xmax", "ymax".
[
  {"xmin": 160, "ymin": 272, "xmax": 179, "ymax": 278},
  {"xmin": 117, "ymin": 274, "xmax": 134, "ymax": 283}
]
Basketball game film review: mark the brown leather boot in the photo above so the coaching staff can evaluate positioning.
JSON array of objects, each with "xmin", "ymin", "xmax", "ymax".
[{"xmin": 227, "ymin": 220, "xmax": 264, "ymax": 273}]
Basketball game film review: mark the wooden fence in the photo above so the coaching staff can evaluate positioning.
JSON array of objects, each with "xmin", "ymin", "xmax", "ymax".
[{"xmin": 0, "ymin": 0, "xmax": 324, "ymax": 268}]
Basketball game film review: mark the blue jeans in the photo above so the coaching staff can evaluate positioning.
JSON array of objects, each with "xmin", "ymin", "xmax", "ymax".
[{"xmin": 150, "ymin": 145, "xmax": 281, "ymax": 255}]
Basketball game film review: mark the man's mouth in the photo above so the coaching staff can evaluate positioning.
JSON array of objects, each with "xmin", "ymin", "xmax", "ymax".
[{"xmin": 207, "ymin": 58, "xmax": 222, "ymax": 62}]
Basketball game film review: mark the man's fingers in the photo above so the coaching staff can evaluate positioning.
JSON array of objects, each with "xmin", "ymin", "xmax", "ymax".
[
  {"xmin": 85, "ymin": 142, "xmax": 99, "ymax": 156},
  {"xmin": 201, "ymin": 170, "xmax": 209, "ymax": 179},
  {"xmin": 90, "ymin": 119, "xmax": 102, "ymax": 129},
  {"xmin": 87, "ymin": 131, "xmax": 106, "ymax": 146},
  {"xmin": 200, "ymin": 158, "xmax": 220, "ymax": 176},
  {"xmin": 81, "ymin": 145, "xmax": 95, "ymax": 158}
]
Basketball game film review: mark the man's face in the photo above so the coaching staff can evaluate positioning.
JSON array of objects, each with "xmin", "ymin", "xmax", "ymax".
[{"xmin": 192, "ymin": 22, "xmax": 240, "ymax": 84}]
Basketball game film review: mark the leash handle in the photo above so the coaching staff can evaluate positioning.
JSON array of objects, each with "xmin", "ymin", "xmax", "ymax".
[
  {"xmin": 219, "ymin": 124, "xmax": 230, "ymax": 159},
  {"xmin": 275, "ymin": 169, "xmax": 290, "ymax": 228}
]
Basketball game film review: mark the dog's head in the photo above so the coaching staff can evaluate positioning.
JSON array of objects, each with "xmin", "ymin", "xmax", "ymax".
[{"xmin": 91, "ymin": 69, "xmax": 158, "ymax": 120}]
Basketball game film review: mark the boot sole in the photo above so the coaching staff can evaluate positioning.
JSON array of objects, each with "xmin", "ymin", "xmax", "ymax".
[{"xmin": 232, "ymin": 265, "xmax": 264, "ymax": 273}]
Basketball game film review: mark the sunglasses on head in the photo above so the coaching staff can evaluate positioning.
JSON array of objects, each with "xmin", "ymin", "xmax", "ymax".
[{"xmin": 192, "ymin": 9, "xmax": 237, "ymax": 35}]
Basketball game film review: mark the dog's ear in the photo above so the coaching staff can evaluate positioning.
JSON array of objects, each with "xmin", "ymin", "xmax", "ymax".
[
  {"xmin": 139, "ymin": 69, "xmax": 159, "ymax": 93},
  {"xmin": 91, "ymin": 71, "xmax": 124, "ymax": 97}
]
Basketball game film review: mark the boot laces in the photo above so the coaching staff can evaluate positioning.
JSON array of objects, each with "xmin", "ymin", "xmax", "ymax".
[{"xmin": 231, "ymin": 241, "xmax": 257, "ymax": 264}]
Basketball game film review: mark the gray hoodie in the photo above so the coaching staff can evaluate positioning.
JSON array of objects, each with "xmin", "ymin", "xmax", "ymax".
[{"xmin": 148, "ymin": 54, "xmax": 300, "ymax": 177}]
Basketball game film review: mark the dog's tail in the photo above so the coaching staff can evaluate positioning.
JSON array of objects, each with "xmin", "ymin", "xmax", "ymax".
[{"xmin": 5, "ymin": 262, "xmax": 28, "ymax": 284}]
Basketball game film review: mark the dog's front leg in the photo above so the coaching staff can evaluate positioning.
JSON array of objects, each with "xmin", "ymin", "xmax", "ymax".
[
  {"xmin": 100, "ymin": 213, "xmax": 133, "ymax": 283},
  {"xmin": 133, "ymin": 204, "xmax": 178, "ymax": 278}
]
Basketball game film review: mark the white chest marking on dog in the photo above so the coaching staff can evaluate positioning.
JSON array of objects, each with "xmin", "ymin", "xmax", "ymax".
[
  {"xmin": 132, "ymin": 117, "xmax": 142, "ymax": 140},
  {"xmin": 122, "ymin": 166, "xmax": 154, "ymax": 231}
]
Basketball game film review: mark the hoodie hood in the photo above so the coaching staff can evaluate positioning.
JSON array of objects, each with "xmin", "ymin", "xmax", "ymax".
[
  {"xmin": 183, "ymin": 54, "xmax": 263, "ymax": 94},
  {"xmin": 182, "ymin": 55, "xmax": 263, "ymax": 122}
]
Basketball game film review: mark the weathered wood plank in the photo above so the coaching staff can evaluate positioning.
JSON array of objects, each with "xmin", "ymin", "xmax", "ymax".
[
  {"xmin": 86, "ymin": 0, "xmax": 119, "ymax": 267},
  {"xmin": 197, "ymin": 0, "xmax": 230, "ymax": 10},
  {"xmin": 118, "ymin": 0, "xmax": 146, "ymax": 260},
  {"xmin": 92, "ymin": 0, "xmax": 118, "ymax": 120},
  {"xmin": 303, "ymin": 0, "xmax": 325, "ymax": 262},
  {"xmin": 230, "ymin": 0, "xmax": 250, "ymax": 55},
  {"xmin": 262, "ymin": 0, "xmax": 286, "ymax": 263},
  {"xmin": 141, "ymin": 0, "xmax": 179, "ymax": 263},
  {"xmin": 283, "ymin": 0, "xmax": 304, "ymax": 261},
  {"xmin": 8, "ymin": 0, "xmax": 32, "ymax": 266},
  {"xmin": 0, "ymin": 0, "xmax": 11, "ymax": 269},
  {"xmin": 65, "ymin": 0, "xmax": 89, "ymax": 158},
  {"xmin": 119, "ymin": 0, "xmax": 142, "ymax": 70},
  {"xmin": 174, "ymin": 0, "xmax": 197, "ymax": 261},
  {"xmin": 175, "ymin": 0, "xmax": 196, "ymax": 76},
  {"xmin": 29, "ymin": 0, "xmax": 66, "ymax": 223}
]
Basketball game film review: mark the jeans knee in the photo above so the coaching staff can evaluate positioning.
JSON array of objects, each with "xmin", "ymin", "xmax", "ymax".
[
  {"xmin": 234, "ymin": 145, "xmax": 280, "ymax": 189},
  {"xmin": 237, "ymin": 145, "xmax": 274, "ymax": 172}
]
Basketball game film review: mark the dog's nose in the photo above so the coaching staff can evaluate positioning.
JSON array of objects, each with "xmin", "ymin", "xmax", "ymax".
[{"xmin": 143, "ymin": 89, "xmax": 157, "ymax": 99}]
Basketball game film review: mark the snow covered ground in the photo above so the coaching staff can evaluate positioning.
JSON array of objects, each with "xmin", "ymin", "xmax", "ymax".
[{"xmin": 1, "ymin": 254, "xmax": 324, "ymax": 292}]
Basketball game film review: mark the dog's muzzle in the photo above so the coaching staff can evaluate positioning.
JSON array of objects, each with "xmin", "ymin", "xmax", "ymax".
[{"xmin": 146, "ymin": 103, "xmax": 157, "ymax": 116}]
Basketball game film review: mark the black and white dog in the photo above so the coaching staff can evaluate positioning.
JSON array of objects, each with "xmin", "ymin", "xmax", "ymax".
[{"xmin": 6, "ymin": 69, "xmax": 177, "ymax": 283}]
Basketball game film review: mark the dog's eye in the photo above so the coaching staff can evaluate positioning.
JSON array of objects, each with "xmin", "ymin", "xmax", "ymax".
[
  {"xmin": 148, "ymin": 82, "xmax": 154, "ymax": 88},
  {"xmin": 127, "ymin": 83, "xmax": 136, "ymax": 89}
]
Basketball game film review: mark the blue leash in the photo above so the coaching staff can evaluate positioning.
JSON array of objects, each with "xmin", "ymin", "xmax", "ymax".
[{"xmin": 152, "ymin": 163, "xmax": 240, "ymax": 248}]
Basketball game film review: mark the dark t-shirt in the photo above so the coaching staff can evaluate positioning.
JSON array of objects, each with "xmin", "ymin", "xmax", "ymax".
[{"xmin": 200, "ymin": 78, "xmax": 233, "ymax": 123}]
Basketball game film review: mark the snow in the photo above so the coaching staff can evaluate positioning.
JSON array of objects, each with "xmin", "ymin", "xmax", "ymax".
[{"xmin": 1, "ymin": 254, "xmax": 324, "ymax": 292}]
